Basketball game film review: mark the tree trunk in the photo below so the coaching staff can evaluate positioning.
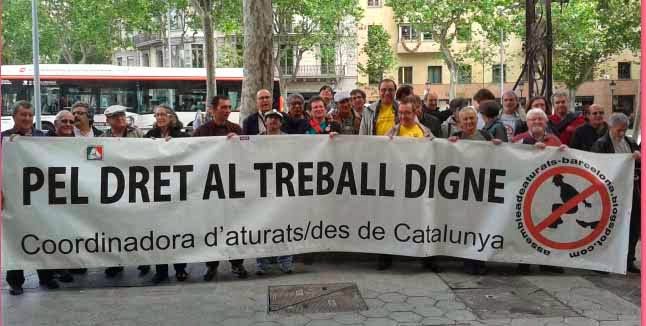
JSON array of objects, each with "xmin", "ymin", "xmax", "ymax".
[
  {"xmin": 202, "ymin": 8, "xmax": 216, "ymax": 101},
  {"xmin": 441, "ymin": 43, "xmax": 457, "ymax": 100},
  {"xmin": 568, "ymin": 88, "xmax": 577, "ymax": 112},
  {"xmin": 192, "ymin": 0, "xmax": 217, "ymax": 102},
  {"xmin": 240, "ymin": 0, "xmax": 273, "ymax": 122}
]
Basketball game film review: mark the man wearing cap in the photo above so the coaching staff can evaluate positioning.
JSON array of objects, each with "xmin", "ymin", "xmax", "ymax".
[
  {"xmin": 100, "ymin": 105, "xmax": 148, "ymax": 278},
  {"xmin": 242, "ymin": 89, "xmax": 273, "ymax": 135},
  {"xmin": 256, "ymin": 110, "xmax": 294, "ymax": 274},
  {"xmin": 101, "ymin": 105, "xmax": 143, "ymax": 138},
  {"xmin": 331, "ymin": 92, "xmax": 360, "ymax": 135}
]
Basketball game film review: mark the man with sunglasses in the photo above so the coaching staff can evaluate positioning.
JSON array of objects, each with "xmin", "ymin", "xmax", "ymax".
[
  {"xmin": 570, "ymin": 104, "xmax": 608, "ymax": 152},
  {"xmin": 72, "ymin": 102, "xmax": 103, "ymax": 137},
  {"xmin": 52, "ymin": 110, "xmax": 76, "ymax": 137}
]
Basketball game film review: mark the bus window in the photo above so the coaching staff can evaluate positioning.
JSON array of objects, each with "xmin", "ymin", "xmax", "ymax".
[{"xmin": 99, "ymin": 88, "xmax": 138, "ymax": 113}]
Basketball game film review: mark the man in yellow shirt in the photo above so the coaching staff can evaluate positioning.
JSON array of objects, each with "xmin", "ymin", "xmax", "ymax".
[
  {"xmin": 386, "ymin": 95, "xmax": 433, "ymax": 139},
  {"xmin": 360, "ymin": 79, "xmax": 399, "ymax": 136}
]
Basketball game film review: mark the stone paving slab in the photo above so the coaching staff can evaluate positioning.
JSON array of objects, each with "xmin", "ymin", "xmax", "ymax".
[
  {"xmin": 583, "ymin": 274, "xmax": 641, "ymax": 306},
  {"xmin": 1, "ymin": 260, "xmax": 642, "ymax": 326}
]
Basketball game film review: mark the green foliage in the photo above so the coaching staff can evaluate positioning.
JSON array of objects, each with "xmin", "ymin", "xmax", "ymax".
[
  {"xmin": 3, "ymin": 0, "xmax": 59, "ymax": 64},
  {"xmin": 386, "ymin": 0, "xmax": 519, "ymax": 97},
  {"xmin": 272, "ymin": 0, "xmax": 363, "ymax": 85},
  {"xmin": 552, "ymin": 0, "xmax": 641, "ymax": 90},
  {"xmin": 358, "ymin": 25, "xmax": 396, "ymax": 84}
]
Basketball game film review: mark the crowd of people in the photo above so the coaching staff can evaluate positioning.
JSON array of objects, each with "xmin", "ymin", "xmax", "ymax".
[{"xmin": 1, "ymin": 78, "xmax": 641, "ymax": 296}]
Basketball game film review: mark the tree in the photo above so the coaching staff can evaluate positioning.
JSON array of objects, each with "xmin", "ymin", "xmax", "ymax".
[
  {"xmin": 240, "ymin": 0, "xmax": 273, "ymax": 121},
  {"xmin": 2, "ymin": 0, "xmax": 162, "ymax": 64},
  {"xmin": 552, "ymin": 0, "xmax": 640, "ymax": 106},
  {"xmin": 272, "ymin": 0, "xmax": 363, "ymax": 96},
  {"xmin": 358, "ymin": 25, "xmax": 396, "ymax": 85},
  {"xmin": 2, "ymin": 0, "xmax": 60, "ymax": 64},
  {"xmin": 191, "ymin": 0, "xmax": 218, "ymax": 100},
  {"xmin": 386, "ymin": 0, "xmax": 518, "ymax": 99}
]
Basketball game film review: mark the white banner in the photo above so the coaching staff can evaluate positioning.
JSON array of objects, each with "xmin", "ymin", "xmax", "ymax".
[{"xmin": 1, "ymin": 136, "xmax": 634, "ymax": 273}]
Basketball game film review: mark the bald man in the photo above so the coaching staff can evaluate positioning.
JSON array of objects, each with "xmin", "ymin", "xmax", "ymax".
[
  {"xmin": 242, "ymin": 89, "xmax": 274, "ymax": 135},
  {"xmin": 423, "ymin": 92, "xmax": 451, "ymax": 122}
]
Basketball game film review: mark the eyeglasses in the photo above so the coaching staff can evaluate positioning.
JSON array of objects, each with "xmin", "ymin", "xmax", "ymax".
[
  {"xmin": 380, "ymin": 88, "xmax": 396, "ymax": 93},
  {"xmin": 59, "ymin": 119, "xmax": 75, "ymax": 125},
  {"xmin": 72, "ymin": 111, "xmax": 87, "ymax": 116}
]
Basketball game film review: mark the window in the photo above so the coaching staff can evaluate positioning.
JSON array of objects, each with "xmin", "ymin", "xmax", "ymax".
[
  {"xmin": 422, "ymin": 32, "xmax": 434, "ymax": 42},
  {"xmin": 456, "ymin": 25, "xmax": 471, "ymax": 42},
  {"xmin": 142, "ymin": 53, "xmax": 150, "ymax": 67},
  {"xmin": 399, "ymin": 25, "xmax": 418, "ymax": 41},
  {"xmin": 618, "ymin": 62, "xmax": 631, "ymax": 80},
  {"xmin": 117, "ymin": 57, "xmax": 123, "ymax": 66},
  {"xmin": 126, "ymin": 57, "xmax": 135, "ymax": 66},
  {"xmin": 427, "ymin": 66, "xmax": 442, "ymax": 84},
  {"xmin": 280, "ymin": 46, "xmax": 294, "ymax": 75},
  {"xmin": 156, "ymin": 50, "xmax": 164, "ymax": 67},
  {"xmin": 458, "ymin": 64, "xmax": 471, "ymax": 84},
  {"xmin": 192, "ymin": 44, "xmax": 204, "ymax": 68},
  {"xmin": 320, "ymin": 45, "xmax": 336, "ymax": 75},
  {"xmin": 398, "ymin": 66, "xmax": 413, "ymax": 84},
  {"xmin": 367, "ymin": 0, "xmax": 381, "ymax": 7},
  {"xmin": 492, "ymin": 64, "xmax": 506, "ymax": 83}
]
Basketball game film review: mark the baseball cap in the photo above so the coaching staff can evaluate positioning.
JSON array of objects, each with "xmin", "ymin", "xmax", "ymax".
[
  {"xmin": 334, "ymin": 92, "xmax": 351, "ymax": 103},
  {"xmin": 104, "ymin": 105, "xmax": 127, "ymax": 117},
  {"xmin": 264, "ymin": 110, "xmax": 283, "ymax": 120}
]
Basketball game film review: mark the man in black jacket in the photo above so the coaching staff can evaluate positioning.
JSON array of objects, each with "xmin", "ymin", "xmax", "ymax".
[
  {"xmin": 2, "ymin": 101, "xmax": 59, "ymax": 295},
  {"xmin": 570, "ymin": 104, "xmax": 607, "ymax": 151},
  {"xmin": 591, "ymin": 113, "xmax": 641, "ymax": 273},
  {"xmin": 242, "ymin": 89, "xmax": 273, "ymax": 135},
  {"xmin": 72, "ymin": 101, "xmax": 104, "ymax": 137}
]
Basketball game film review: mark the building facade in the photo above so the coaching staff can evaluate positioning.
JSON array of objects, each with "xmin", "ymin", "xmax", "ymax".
[
  {"xmin": 113, "ymin": 14, "xmax": 359, "ymax": 98},
  {"xmin": 356, "ymin": 0, "xmax": 640, "ymax": 115}
]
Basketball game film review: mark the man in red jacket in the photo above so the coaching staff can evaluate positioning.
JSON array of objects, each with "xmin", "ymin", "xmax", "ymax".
[{"xmin": 549, "ymin": 92, "xmax": 585, "ymax": 145}]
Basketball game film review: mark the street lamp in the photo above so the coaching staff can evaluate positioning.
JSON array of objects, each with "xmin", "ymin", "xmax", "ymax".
[{"xmin": 609, "ymin": 80, "xmax": 617, "ymax": 111}]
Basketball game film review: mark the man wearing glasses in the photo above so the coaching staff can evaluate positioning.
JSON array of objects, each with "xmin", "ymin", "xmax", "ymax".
[
  {"xmin": 569, "ymin": 104, "xmax": 608, "ymax": 152},
  {"xmin": 359, "ymin": 78, "xmax": 399, "ymax": 136},
  {"xmin": 71, "ymin": 102, "xmax": 103, "ymax": 137},
  {"xmin": 358, "ymin": 79, "xmax": 399, "ymax": 271}
]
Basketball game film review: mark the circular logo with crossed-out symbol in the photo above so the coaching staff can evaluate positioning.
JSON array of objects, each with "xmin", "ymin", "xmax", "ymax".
[{"xmin": 516, "ymin": 162, "xmax": 617, "ymax": 257}]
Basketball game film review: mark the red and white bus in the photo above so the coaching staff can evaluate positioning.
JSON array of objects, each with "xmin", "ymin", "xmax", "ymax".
[{"xmin": 1, "ymin": 64, "xmax": 281, "ymax": 132}]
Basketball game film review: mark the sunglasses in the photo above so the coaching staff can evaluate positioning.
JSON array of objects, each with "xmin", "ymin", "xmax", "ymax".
[{"xmin": 59, "ymin": 119, "xmax": 75, "ymax": 125}]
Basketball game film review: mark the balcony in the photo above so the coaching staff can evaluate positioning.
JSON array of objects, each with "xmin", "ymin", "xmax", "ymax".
[
  {"xmin": 133, "ymin": 33, "xmax": 163, "ymax": 47},
  {"xmin": 277, "ymin": 64, "xmax": 352, "ymax": 80},
  {"xmin": 396, "ymin": 39, "xmax": 441, "ymax": 54}
]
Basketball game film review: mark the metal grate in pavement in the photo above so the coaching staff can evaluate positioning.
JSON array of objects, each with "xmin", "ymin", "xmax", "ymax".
[
  {"xmin": 454, "ymin": 287, "xmax": 579, "ymax": 320},
  {"xmin": 268, "ymin": 282, "xmax": 367, "ymax": 314}
]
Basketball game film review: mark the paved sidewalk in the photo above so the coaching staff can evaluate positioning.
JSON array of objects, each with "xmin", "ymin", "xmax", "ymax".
[{"xmin": 2, "ymin": 259, "xmax": 641, "ymax": 326}]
